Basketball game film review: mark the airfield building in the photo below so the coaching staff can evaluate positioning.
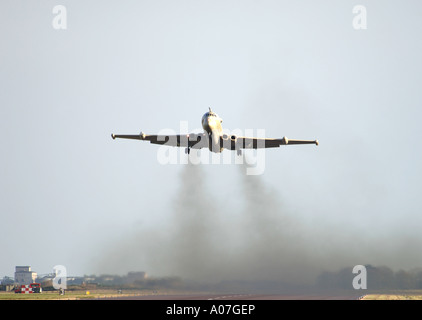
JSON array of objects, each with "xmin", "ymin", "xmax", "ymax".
[
  {"xmin": 127, "ymin": 271, "xmax": 147, "ymax": 283},
  {"xmin": 14, "ymin": 266, "xmax": 37, "ymax": 285}
]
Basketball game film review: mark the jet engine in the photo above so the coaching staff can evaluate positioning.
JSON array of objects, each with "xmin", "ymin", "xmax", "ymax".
[
  {"xmin": 221, "ymin": 134, "xmax": 237, "ymax": 141},
  {"xmin": 220, "ymin": 134, "xmax": 238, "ymax": 150}
]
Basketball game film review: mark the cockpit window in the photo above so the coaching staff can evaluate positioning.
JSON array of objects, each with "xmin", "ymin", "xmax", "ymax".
[{"xmin": 204, "ymin": 112, "xmax": 218, "ymax": 118}]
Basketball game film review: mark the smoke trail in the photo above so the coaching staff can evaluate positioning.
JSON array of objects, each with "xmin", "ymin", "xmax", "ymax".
[
  {"xmin": 96, "ymin": 157, "xmax": 422, "ymax": 291},
  {"xmin": 95, "ymin": 162, "xmax": 225, "ymax": 280},
  {"xmin": 232, "ymin": 167, "xmax": 316, "ymax": 284},
  {"xmin": 96, "ymin": 159, "xmax": 322, "ymax": 287},
  {"xmin": 163, "ymin": 162, "xmax": 224, "ymax": 280}
]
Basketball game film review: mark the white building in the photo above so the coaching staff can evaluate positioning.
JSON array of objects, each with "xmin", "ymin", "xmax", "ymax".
[{"xmin": 14, "ymin": 266, "xmax": 37, "ymax": 285}]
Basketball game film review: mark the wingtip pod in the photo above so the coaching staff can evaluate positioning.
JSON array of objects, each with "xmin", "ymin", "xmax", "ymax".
[
  {"xmin": 111, "ymin": 133, "xmax": 116, "ymax": 140},
  {"xmin": 315, "ymin": 140, "xmax": 319, "ymax": 146}
]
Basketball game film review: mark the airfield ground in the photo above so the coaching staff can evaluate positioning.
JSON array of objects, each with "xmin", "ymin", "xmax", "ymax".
[
  {"xmin": 2, "ymin": 289, "xmax": 422, "ymax": 300},
  {"xmin": 362, "ymin": 291, "xmax": 422, "ymax": 300},
  {"xmin": 0, "ymin": 289, "xmax": 162, "ymax": 300}
]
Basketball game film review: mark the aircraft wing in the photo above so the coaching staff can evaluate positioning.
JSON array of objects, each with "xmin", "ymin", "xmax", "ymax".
[
  {"xmin": 111, "ymin": 132, "xmax": 208, "ymax": 149},
  {"xmin": 226, "ymin": 136, "xmax": 319, "ymax": 149}
]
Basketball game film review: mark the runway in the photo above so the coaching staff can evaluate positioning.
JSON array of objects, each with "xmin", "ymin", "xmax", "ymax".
[{"xmin": 97, "ymin": 292, "xmax": 365, "ymax": 300}]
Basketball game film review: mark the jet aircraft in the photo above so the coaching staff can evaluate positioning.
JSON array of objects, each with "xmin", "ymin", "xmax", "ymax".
[{"xmin": 111, "ymin": 108, "xmax": 318, "ymax": 155}]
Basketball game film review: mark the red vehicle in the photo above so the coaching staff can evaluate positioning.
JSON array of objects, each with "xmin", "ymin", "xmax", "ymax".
[{"xmin": 14, "ymin": 283, "xmax": 42, "ymax": 294}]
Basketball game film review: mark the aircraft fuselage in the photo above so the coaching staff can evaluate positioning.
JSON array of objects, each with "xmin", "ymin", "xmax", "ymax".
[{"xmin": 201, "ymin": 109, "xmax": 225, "ymax": 153}]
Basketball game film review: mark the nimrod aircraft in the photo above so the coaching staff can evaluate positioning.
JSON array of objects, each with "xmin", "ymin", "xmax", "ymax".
[{"xmin": 111, "ymin": 108, "xmax": 318, "ymax": 155}]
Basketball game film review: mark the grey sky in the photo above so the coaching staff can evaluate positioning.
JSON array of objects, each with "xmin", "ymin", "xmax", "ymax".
[{"xmin": 1, "ymin": 1, "xmax": 422, "ymax": 280}]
